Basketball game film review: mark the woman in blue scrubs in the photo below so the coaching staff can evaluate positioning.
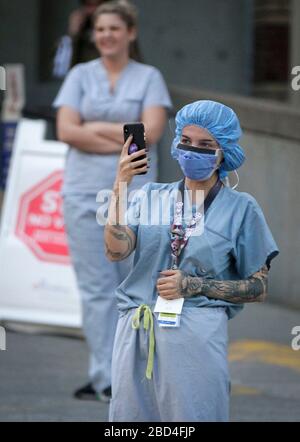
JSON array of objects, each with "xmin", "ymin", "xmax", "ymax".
[
  {"xmin": 53, "ymin": 0, "xmax": 172, "ymax": 401},
  {"xmin": 105, "ymin": 100, "xmax": 279, "ymax": 421}
]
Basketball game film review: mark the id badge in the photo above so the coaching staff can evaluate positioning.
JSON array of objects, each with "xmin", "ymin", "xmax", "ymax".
[
  {"xmin": 154, "ymin": 297, "xmax": 184, "ymax": 328},
  {"xmin": 158, "ymin": 312, "xmax": 181, "ymax": 328}
]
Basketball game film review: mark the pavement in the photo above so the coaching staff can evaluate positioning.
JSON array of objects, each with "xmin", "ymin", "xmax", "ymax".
[
  {"xmin": 0, "ymin": 301, "xmax": 300, "ymax": 422},
  {"xmin": 228, "ymin": 301, "xmax": 300, "ymax": 422}
]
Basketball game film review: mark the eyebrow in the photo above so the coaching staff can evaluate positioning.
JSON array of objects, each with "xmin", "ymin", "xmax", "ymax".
[{"xmin": 181, "ymin": 135, "xmax": 215, "ymax": 143}]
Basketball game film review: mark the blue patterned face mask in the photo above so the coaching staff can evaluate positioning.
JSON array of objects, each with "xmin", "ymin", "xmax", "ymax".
[{"xmin": 176, "ymin": 144, "xmax": 221, "ymax": 181}]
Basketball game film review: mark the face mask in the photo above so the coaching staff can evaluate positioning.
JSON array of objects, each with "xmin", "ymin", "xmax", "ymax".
[{"xmin": 176, "ymin": 144, "xmax": 221, "ymax": 181}]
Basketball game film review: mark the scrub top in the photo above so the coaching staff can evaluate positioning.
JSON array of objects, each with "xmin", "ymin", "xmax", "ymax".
[
  {"xmin": 53, "ymin": 58, "xmax": 172, "ymax": 195},
  {"xmin": 116, "ymin": 180, "xmax": 279, "ymax": 319}
]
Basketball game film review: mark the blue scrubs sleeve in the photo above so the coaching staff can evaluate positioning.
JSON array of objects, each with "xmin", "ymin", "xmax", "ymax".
[
  {"xmin": 142, "ymin": 68, "xmax": 172, "ymax": 112},
  {"xmin": 233, "ymin": 198, "xmax": 279, "ymax": 278},
  {"xmin": 125, "ymin": 183, "xmax": 151, "ymax": 235},
  {"xmin": 53, "ymin": 64, "xmax": 83, "ymax": 112}
]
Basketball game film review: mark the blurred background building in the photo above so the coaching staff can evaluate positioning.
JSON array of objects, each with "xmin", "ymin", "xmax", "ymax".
[{"xmin": 0, "ymin": 0, "xmax": 299, "ymax": 106}]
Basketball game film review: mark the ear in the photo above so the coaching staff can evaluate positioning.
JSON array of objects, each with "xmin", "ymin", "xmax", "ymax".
[
  {"xmin": 129, "ymin": 27, "xmax": 137, "ymax": 43},
  {"xmin": 217, "ymin": 149, "xmax": 224, "ymax": 165}
]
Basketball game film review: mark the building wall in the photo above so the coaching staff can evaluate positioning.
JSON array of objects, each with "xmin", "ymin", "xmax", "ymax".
[
  {"xmin": 290, "ymin": 0, "xmax": 300, "ymax": 106},
  {"xmin": 253, "ymin": 0, "xmax": 290, "ymax": 101},
  {"xmin": 132, "ymin": 0, "xmax": 254, "ymax": 95},
  {"xmin": 0, "ymin": 0, "xmax": 38, "ymax": 103},
  {"xmin": 0, "ymin": 0, "xmax": 77, "ymax": 108},
  {"xmin": 240, "ymin": 130, "xmax": 300, "ymax": 308},
  {"xmin": 0, "ymin": 0, "xmax": 254, "ymax": 109}
]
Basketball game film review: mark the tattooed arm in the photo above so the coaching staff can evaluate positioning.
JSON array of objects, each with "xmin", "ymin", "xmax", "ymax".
[
  {"xmin": 157, "ymin": 266, "xmax": 269, "ymax": 303},
  {"xmin": 104, "ymin": 187, "xmax": 137, "ymax": 262},
  {"xmin": 104, "ymin": 135, "xmax": 148, "ymax": 262},
  {"xmin": 181, "ymin": 265, "xmax": 268, "ymax": 303}
]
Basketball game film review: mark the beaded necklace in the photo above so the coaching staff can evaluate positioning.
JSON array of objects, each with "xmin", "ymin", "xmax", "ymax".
[{"xmin": 170, "ymin": 179, "xmax": 223, "ymax": 270}]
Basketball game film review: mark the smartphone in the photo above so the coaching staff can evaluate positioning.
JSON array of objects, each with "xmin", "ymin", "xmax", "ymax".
[{"xmin": 124, "ymin": 123, "xmax": 147, "ymax": 175}]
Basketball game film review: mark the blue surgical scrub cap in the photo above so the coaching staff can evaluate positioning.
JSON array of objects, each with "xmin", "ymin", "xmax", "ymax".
[{"xmin": 171, "ymin": 100, "xmax": 245, "ymax": 179}]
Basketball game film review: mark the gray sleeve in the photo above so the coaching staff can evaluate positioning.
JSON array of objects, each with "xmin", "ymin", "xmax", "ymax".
[
  {"xmin": 142, "ymin": 68, "xmax": 173, "ymax": 113},
  {"xmin": 53, "ymin": 65, "xmax": 83, "ymax": 112},
  {"xmin": 232, "ymin": 199, "xmax": 279, "ymax": 279}
]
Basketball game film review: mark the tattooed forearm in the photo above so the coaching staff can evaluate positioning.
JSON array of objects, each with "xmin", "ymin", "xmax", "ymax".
[
  {"xmin": 180, "ymin": 272, "xmax": 203, "ymax": 298},
  {"xmin": 105, "ymin": 225, "xmax": 135, "ymax": 261},
  {"xmin": 104, "ymin": 187, "xmax": 136, "ymax": 261},
  {"xmin": 180, "ymin": 266, "xmax": 268, "ymax": 304}
]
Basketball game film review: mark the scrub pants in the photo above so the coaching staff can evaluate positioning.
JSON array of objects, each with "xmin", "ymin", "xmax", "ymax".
[
  {"xmin": 63, "ymin": 194, "xmax": 133, "ymax": 393},
  {"xmin": 109, "ymin": 307, "xmax": 230, "ymax": 422}
]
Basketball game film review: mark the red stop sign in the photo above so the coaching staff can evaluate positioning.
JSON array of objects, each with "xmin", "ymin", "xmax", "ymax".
[{"xmin": 15, "ymin": 171, "xmax": 70, "ymax": 265}]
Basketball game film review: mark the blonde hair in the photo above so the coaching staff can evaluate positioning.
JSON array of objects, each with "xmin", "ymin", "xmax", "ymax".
[{"xmin": 93, "ymin": 0, "xmax": 138, "ymax": 30}]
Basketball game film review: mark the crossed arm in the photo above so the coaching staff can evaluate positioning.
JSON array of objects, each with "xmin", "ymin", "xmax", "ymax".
[{"xmin": 56, "ymin": 106, "xmax": 167, "ymax": 154}]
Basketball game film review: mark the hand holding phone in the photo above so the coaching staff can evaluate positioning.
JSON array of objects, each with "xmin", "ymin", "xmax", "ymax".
[
  {"xmin": 114, "ymin": 135, "xmax": 148, "ymax": 187},
  {"xmin": 124, "ymin": 123, "xmax": 148, "ymax": 176}
]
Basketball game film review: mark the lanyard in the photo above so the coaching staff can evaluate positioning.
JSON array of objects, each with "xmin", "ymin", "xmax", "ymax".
[{"xmin": 170, "ymin": 179, "xmax": 223, "ymax": 270}]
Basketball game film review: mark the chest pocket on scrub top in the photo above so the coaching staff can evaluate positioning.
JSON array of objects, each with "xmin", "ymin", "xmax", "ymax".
[
  {"xmin": 119, "ymin": 90, "xmax": 144, "ymax": 122},
  {"xmin": 181, "ymin": 231, "xmax": 217, "ymax": 278},
  {"xmin": 87, "ymin": 95, "xmax": 116, "ymax": 121}
]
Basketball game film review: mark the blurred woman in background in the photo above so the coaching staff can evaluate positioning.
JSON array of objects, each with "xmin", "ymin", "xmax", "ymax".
[
  {"xmin": 53, "ymin": 0, "xmax": 172, "ymax": 402},
  {"xmin": 69, "ymin": 0, "xmax": 142, "ymax": 66}
]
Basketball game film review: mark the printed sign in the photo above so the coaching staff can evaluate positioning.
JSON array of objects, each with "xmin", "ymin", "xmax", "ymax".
[
  {"xmin": 15, "ymin": 171, "xmax": 70, "ymax": 264},
  {"xmin": 0, "ymin": 119, "xmax": 81, "ymax": 327}
]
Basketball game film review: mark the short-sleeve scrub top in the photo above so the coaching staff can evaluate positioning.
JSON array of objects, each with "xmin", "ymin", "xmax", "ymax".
[{"xmin": 116, "ymin": 180, "xmax": 279, "ymax": 319}]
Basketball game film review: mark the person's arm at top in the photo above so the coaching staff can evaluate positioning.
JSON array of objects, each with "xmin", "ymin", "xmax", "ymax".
[
  {"xmin": 157, "ymin": 266, "xmax": 269, "ymax": 303},
  {"xmin": 68, "ymin": 8, "xmax": 88, "ymax": 37},
  {"xmin": 56, "ymin": 107, "xmax": 123, "ymax": 154},
  {"xmin": 83, "ymin": 106, "xmax": 168, "ymax": 146},
  {"xmin": 104, "ymin": 136, "xmax": 149, "ymax": 262}
]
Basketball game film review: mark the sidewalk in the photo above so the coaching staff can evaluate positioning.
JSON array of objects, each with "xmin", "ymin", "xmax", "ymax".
[
  {"xmin": 0, "ymin": 301, "xmax": 299, "ymax": 422},
  {"xmin": 229, "ymin": 301, "xmax": 300, "ymax": 421}
]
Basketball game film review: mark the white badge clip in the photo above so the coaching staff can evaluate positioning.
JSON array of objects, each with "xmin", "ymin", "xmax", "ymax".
[{"xmin": 154, "ymin": 296, "xmax": 184, "ymax": 314}]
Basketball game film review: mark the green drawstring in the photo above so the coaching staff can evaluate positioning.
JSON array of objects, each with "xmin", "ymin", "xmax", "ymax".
[{"xmin": 132, "ymin": 305, "xmax": 155, "ymax": 380}]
